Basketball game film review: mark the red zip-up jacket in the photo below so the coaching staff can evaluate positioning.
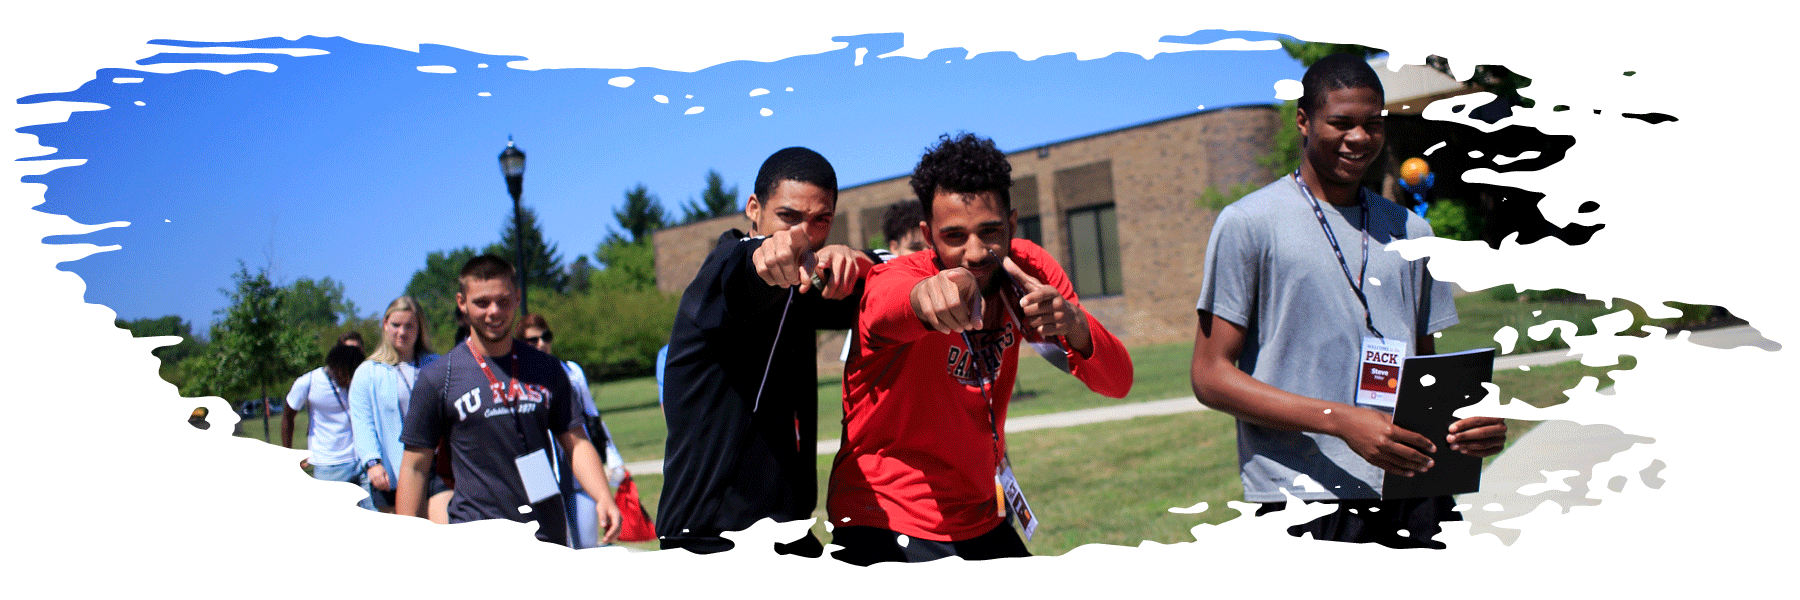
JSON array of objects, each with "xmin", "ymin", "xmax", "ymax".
[{"xmin": 828, "ymin": 239, "xmax": 1133, "ymax": 542}]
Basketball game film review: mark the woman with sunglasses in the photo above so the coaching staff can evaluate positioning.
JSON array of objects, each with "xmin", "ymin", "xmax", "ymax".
[{"xmin": 518, "ymin": 313, "xmax": 625, "ymax": 548}]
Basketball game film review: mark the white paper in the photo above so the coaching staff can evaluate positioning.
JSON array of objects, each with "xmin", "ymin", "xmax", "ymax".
[{"xmin": 513, "ymin": 448, "xmax": 559, "ymax": 506}]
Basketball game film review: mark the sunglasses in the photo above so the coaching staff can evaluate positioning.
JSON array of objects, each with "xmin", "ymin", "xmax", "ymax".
[{"xmin": 523, "ymin": 332, "xmax": 554, "ymax": 345}]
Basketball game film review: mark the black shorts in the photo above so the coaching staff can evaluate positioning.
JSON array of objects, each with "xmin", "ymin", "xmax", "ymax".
[
  {"xmin": 370, "ymin": 473, "xmax": 451, "ymax": 509},
  {"xmin": 1256, "ymin": 495, "xmax": 1461, "ymax": 549},
  {"xmin": 830, "ymin": 519, "xmax": 1030, "ymax": 566}
]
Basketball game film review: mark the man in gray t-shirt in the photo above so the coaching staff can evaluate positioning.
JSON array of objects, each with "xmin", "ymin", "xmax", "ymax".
[
  {"xmin": 1190, "ymin": 54, "xmax": 1507, "ymax": 548},
  {"xmin": 393, "ymin": 254, "xmax": 622, "ymax": 547}
]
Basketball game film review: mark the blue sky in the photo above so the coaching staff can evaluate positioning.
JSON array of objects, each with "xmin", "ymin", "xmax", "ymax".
[{"xmin": 22, "ymin": 30, "xmax": 1303, "ymax": 333}]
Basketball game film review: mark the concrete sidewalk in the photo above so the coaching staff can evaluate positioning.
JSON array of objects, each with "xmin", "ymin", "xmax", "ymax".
[
  {"xmin": 623, "ymin": 324, "xmax": 1774, "ymax": 477},
  {"xmin": 1454, "ymin": 323, "xmax": 1775, "ymax": 544}
]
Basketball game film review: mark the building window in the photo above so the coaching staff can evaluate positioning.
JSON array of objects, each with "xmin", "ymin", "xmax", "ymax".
[
  {"xmin": 1066, "ymin": 203, "xmax": 1122, "ymax": 297},
  {"xmin": 1015, "ymin": 215, "xmax": 1042, "ymax": 246},
  {"xmin": 1010, "ymin": 175, "xmax": 1041, "ymax": 246}
]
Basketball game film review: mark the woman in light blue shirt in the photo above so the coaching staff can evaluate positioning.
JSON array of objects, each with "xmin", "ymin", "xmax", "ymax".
[{"xmin": 348, "ymin": 296, "xmax": 445, "ymax": 518}]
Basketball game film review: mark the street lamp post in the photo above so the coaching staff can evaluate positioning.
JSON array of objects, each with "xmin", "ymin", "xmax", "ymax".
[{"xmin": 499, "ymin": 136, "xmax": 528, "ymax": 317}]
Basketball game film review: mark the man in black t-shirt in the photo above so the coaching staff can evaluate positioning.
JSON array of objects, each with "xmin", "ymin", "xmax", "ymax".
[{"xmin": 396, "ymin": 255, "xmax": 622, "ymax": 546}]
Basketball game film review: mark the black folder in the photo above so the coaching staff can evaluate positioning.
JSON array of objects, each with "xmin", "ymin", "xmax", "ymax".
[{"xmin": 1380, "ymin": 347, "xmax": 1496, "ymax": 500}]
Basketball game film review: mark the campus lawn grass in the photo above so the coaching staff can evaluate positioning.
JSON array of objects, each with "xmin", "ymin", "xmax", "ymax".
[
  {"xmin": 1488, "ymin": 355, "xmax": 1637, "ymax": 458},
  {"xmin": 231, "ymin": 409, "xmax": 306, "ymax": 447},
  {"xmin": 254, "ymin": 346, "xmax": 1630, "ymax": 557},
  {"xmin": 1433, "ymin": 286, "xmax": 1636, "ymax": 355},
  {"xmin": 252, "ymin": 290, "xmax": 1638, "ymax": 555}
]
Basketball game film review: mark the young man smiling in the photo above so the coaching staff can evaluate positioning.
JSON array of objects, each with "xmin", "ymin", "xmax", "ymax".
[
  {"xmin": 827, "ymin": 133, "xmax": 1133, "ymax": 565},
  {"xmin": 1190, "ymin": 54, "xmax": 1506, "ymax": 548},
  {"xmin": 657, "ymin": 147, "xmax": 877, "ymax": 556},
  {"xmin": 395, "ymin": 255, "xmax": 621, "ymax": 547}
]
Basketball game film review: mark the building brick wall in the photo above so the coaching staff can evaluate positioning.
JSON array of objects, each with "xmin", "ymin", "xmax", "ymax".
[{"xmin": 653, "ymin": 105, "xmax": 1281, "ymax": 348}]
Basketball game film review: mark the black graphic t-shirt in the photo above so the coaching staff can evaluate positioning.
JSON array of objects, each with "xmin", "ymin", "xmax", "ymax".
[{"xmin": 401, "ymin": 339, "xmax": 580, "ymax": 545}]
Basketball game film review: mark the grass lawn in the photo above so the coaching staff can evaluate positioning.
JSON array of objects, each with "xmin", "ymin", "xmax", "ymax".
[
  {"xmin": 1432, "ymin": 284, "xmax": 1678, "ymax": 355},
  {"xmin": 615, "ymin": 354, "xmax": 1632, "ymax": 557},
  {"xmin": 231, "ymin": 410, "xmax": 302, "ymax": 447},
  {"xmin": 592, "ymin": 338, "xmax": 1204, "ymax": 465},
  {"xmin": 250, "ymin": 289, "xmax": 1639, "ymax": 556},
  {"xmin": 1487, "ymin": 355, "xmax": 1637, "ymax": 464}
]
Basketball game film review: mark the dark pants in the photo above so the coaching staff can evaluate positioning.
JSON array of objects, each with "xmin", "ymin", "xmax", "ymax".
[
  {"xmin": 1256, "ymin": 496, "xmax": 1461, "ymax": 549},
  {"xmin": 830, "ymin": 520, "xmax": 1030, "ymax": 566},
  {"xmin": 662, "ymin": 531, "xmax": 823, "ymax": 558}
]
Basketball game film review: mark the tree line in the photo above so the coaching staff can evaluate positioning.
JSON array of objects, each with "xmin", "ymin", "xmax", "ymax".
[{"xmin": 123, "ymin": 170, "xmax": 743, "ymax": 418}]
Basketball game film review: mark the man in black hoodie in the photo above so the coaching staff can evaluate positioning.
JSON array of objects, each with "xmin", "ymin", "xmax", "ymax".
[{"xmin": 657, "ymin": 147, "xmax": 877, "ymax": 556}]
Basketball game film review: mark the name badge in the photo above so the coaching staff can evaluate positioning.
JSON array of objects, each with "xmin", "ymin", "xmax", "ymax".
[
  {"xmin": 513, "ymin": 448, "xmax": 559, "ymax": 507},
  {"xmin": 1355, "ymin": 337, "xmax": 1408, "ymax": 411},
  {"xmin": 997, "ymin": 455, "xmax": 1039, "ymax": 541}
]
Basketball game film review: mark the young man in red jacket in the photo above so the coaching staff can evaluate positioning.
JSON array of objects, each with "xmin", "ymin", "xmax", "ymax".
[{"xmin": 828, "ymin": 133, "xmax": 1134, "ymax": 565}]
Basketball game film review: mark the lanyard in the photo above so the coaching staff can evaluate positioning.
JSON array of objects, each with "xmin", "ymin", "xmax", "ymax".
[
  {"xmin": 459, "ymin": 342, "xmax": 575, "ymax": 547},
  {"xmin": 960, "ymin": 306, "xmax": 1020, "ymax": 473},
  {"xmin": 325, "ymin": 370, "xmax": 349, "ymax": 413},
  {"xmin": 1293, "ymin": 172, "xmax": 1385, "ymax": 339},
  {"xmin": 467, "ymin": 342, "xmax": 522, "ymax": 411}
]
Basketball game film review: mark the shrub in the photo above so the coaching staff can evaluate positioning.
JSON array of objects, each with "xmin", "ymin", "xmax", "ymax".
[
  {"xmin": 1423, "ymin": 197, "xmax": 1483, "ymax": 242},
  {"xmin": 535, "ymin": 286, "xmax": 679, "ymax": 381}
]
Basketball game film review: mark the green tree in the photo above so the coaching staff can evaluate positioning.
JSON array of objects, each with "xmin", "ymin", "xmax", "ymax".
[
  {"xmin": 405, "ymin": 246, "xmax": 479, "ymax": 349},
  {"xmin": 613, "ymin": 184, "xmax": 668, "ymax": 244},
  {"xmin": 680, "ymin": 170, "xmax": 739, "ymax": 224},
  {"xmin": 484, "ymin": 205, "xmax": 566, "ymax": 293},
  {"xmin": 280, "ymin": 276, "xmax": 356, "ymax": 330},
  {"xmin": 1199, "ymin": 41, "xmax": 1384, "ymax": 210},
  {"xmin": 566, "ymin": 255, "xmax": 595, "ymax": 294},
  {"xmin": 593, "ymin": 238, "xmax": 658, "ymax": 291},
  {"xmin": 116, "ymin": 315, "xmax": 205, "ymax": 364},
  {"xmin": 595, "ymin": 184, "xmax": 671, "ymax": 291},
  {"xmin": 536, "ymin": 285, "xmax": 678, "ymax": 379},
  {"xmin": 117, "ymin": 315, "xmax": 207, "ymax": 390},
  {"xmin": 186, "ymin": 262, "xmax": 314, "ymax": 441},
  {"xmin": 1276, "ymin": 39, "xmax": 1383, "ymax": 68}
]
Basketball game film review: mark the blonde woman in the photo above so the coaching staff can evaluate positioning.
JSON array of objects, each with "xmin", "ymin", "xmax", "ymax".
[{"xmin": 348, "ymin": 296, "xmax": 451, "ymax": 520}]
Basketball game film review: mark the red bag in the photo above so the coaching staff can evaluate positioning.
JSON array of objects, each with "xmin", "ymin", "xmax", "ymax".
[{"xmin": 614, "ymin": 469, "xmax": 656, "ymax": 542}]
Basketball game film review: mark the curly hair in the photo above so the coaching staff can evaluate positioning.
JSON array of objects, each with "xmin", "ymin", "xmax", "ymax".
[
  {"xmin": 909, "ymin": 133, "xmax": 1012, "ymax": 220},
  {"xmin": 880, "ymin": 199, "xmax": 923, "ymax": 247}
]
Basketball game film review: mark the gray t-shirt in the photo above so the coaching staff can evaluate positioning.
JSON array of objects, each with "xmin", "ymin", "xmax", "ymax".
[
  {"xmin": 401, "ymin": 340, "xmax": 580, "ymax": 544},
  {"xmin": 1196, "ymin": 176, "xmax": 1458, "ymax": 501}
]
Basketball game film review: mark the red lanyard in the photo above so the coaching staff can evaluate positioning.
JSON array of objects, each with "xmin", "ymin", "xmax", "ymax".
[{"xmin": 467, "ymin": 342, "xmax": 521, "ymax": 411}]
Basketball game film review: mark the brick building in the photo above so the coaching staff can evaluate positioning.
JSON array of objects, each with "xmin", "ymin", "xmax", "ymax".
[{"xmin": 654, "ymin": 103, "xmax": 1284, "ymax": 347}]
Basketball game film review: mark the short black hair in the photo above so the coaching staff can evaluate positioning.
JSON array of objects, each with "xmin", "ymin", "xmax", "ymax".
[
  {"xmin": 753, "ymin": 147, "xmax": 838, "ymax": 203},
  {"xmin": 1299, "ymin": 53, "xmax": 1385, "ymax": 116},
  {"xmin": 324, "ymin": 343, "xmax": 366, "ymax": 387},
  {"xmin": 458, "ymin": 254, "xmax": 515, "ymax": 294},
  {"xmin": 909, "ymin": 133, "xmax": 1012, "ymax": 220},
  {"xmin": 881, "ymin": 199, "xmax": 924, "ymax": 246}
]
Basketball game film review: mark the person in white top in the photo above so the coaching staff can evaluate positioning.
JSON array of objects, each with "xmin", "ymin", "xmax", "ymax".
[{"xmin": 283, "ymin": 340, "xmax": 369, "ymax": 507}]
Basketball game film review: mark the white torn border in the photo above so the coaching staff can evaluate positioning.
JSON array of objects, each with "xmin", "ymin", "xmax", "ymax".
[{"xmin": 4, "ymin": 2, "xmax": 1793, "ymax": 599}]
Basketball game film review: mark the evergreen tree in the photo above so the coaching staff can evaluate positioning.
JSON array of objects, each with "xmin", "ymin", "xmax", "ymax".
[
  {"xmin": 679, "ymin": 170, "xmax": 739, "ymax": 224},
  {"xmin": 485, "ymin": 205, "xmax": 567, "ymax": 293},
  {"xmin": 613, "ymin": 184, "xmax": 668, "ymax": 245}
]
